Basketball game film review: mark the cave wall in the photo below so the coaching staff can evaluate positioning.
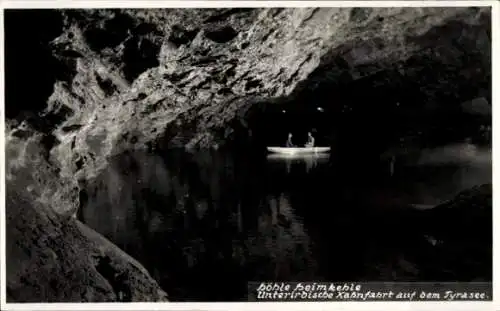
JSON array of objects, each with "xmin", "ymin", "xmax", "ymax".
[{"xmin": 4, "ymin": 6, "xmax": 492, "ymax": 208}]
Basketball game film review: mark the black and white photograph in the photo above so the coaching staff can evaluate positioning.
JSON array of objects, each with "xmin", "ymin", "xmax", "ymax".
[{"xmin": 1, "ymin": 0, "xmax": 495, "ymax": 305}]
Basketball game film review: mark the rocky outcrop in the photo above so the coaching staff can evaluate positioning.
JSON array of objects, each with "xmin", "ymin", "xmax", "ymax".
[
  {"xmin": 6, "ymin": 188, "xmax": 168, "ymax": 302},
  {"xmin": 5, "ymin": 122, "xmax": 80, "ymax": 217},
  {"xmin": 5, "ymin": 124, "xmax": 168, "ymax": 302}
]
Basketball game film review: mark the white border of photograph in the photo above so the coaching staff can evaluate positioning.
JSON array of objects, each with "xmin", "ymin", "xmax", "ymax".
[{"xmin": 0, "ymin": 1, "xmax": 498, "ymax": 310}]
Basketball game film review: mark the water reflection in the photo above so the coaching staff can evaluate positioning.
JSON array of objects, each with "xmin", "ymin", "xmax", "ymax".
[
  {"xmin": 266, "ymin": 153, "xmax": 330, "ymax": 173},
  {"xmin": 81, "ymin": 151, "xmax": 320, "ymax": 301},
  {"xmin": 79, "ymin": 146, "xmax": 492, "ymax": 301},
  {"xmin": 386, "ymin": 144, "xmax": 492, "ymax": 206}
]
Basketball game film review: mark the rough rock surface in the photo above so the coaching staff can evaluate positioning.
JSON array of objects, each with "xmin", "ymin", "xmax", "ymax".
[
  {"xmin": 5, "ymin": 124, "xmax": 169, "ymax": 302},
  {"xmin": 6, "ymin": 188, "xmax": 169, "ymax": 302},
  {"xmin": 4, "ymin": 7, "xmax": 491, "ymax": 302},
  {"xmin": 6, "ymin": 8, "xmax": 490, "ymax": 181}
]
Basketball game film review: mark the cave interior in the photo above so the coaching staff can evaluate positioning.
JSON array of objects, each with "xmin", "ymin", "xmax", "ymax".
[
  {"xmin": 243, "ymin": 31, "xmax": 491, "ymax": 158},
  {"xmin": 4, "ymin": 9, "xmax": 491, "ymax": 162}
]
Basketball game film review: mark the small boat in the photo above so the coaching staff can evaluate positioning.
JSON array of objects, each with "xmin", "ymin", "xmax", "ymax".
[
  {"xmin": 267, "ymin": 146, "xmax": 331, "ymax": 155},
  {"xmin": 266, "ymin": 153, "xmax": 330, "ymax": 161}
]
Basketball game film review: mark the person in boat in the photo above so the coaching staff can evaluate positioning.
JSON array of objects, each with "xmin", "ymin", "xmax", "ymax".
[
  {"xmin": 305, "ymin": 132, "xmax": 315, "ymax": 148},
  {"xmin": 286, "ymin": 133, "xmax": 295, "ymax": 147}
]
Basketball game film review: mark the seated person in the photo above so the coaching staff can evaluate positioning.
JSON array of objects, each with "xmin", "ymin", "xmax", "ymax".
[
  {"xmin": 305, "ymin": 132, "xmax": 315, "ymax": 148},
  {"xmin": 286, "ymin": 133, "xmax": 295, "ymax": 147}
]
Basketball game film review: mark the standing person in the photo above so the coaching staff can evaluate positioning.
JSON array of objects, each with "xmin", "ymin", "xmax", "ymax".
[
  {"xmin": 305, "ymin": 132, "xmax": 315, "ymax": 148},
  {"xmin": 286, "ymin": 133, "xmax": 295, "ymax": 147}
]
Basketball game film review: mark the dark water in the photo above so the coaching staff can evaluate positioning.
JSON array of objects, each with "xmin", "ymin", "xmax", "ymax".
[{"xmin": 79, "ymin": 144, "xmax": 491, "ymax": 301}]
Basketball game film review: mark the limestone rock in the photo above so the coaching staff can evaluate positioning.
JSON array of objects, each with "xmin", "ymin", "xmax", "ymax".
[{"xmin": 6, "ymin": 189, "xmax": 168, "ymax": 302}]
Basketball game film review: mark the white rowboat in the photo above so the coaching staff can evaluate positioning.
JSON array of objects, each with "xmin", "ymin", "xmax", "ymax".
[
  {"xmin": 267, "ymin": 147, "xmax": 331, "ymax": 155},
  {"xmin": 266, "ymin": 153, "xmax": 330, "ymax": 161}
]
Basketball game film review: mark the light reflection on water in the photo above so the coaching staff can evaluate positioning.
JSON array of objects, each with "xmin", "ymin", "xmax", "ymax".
[
  {"xmin": 81, "ymin": 151, "xmax": 323, "ymax": 301},
  {"xmin": 266, "ymin": 153, "xmax": 330, "ymax": 173},
  {"xmin": 79, "ymin": 145, "xmax": 491, "ymax": 301}
]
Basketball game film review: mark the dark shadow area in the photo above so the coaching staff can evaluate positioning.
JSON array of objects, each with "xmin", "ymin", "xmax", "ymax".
[
  {"xmin": 168, "ymin": 24, "xmax": 199, "ymax": 47},
  {"xmin": 204, "ymin": 26, "xmax": 239, "ymax": 43},
  {"xmin": 4, "ymin": 9, "xmax": 66, "ymax": 122},
  {"xmin": 79, "ymin": 146, "xmax": 491, "ymax": 301},
  {"xmin": 122, "ymin": 37, "xmax": 161, "ymax": 83},
  {"xmin": 83, "ymin": 12, "xmax": 135, "ymax": 51}
]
